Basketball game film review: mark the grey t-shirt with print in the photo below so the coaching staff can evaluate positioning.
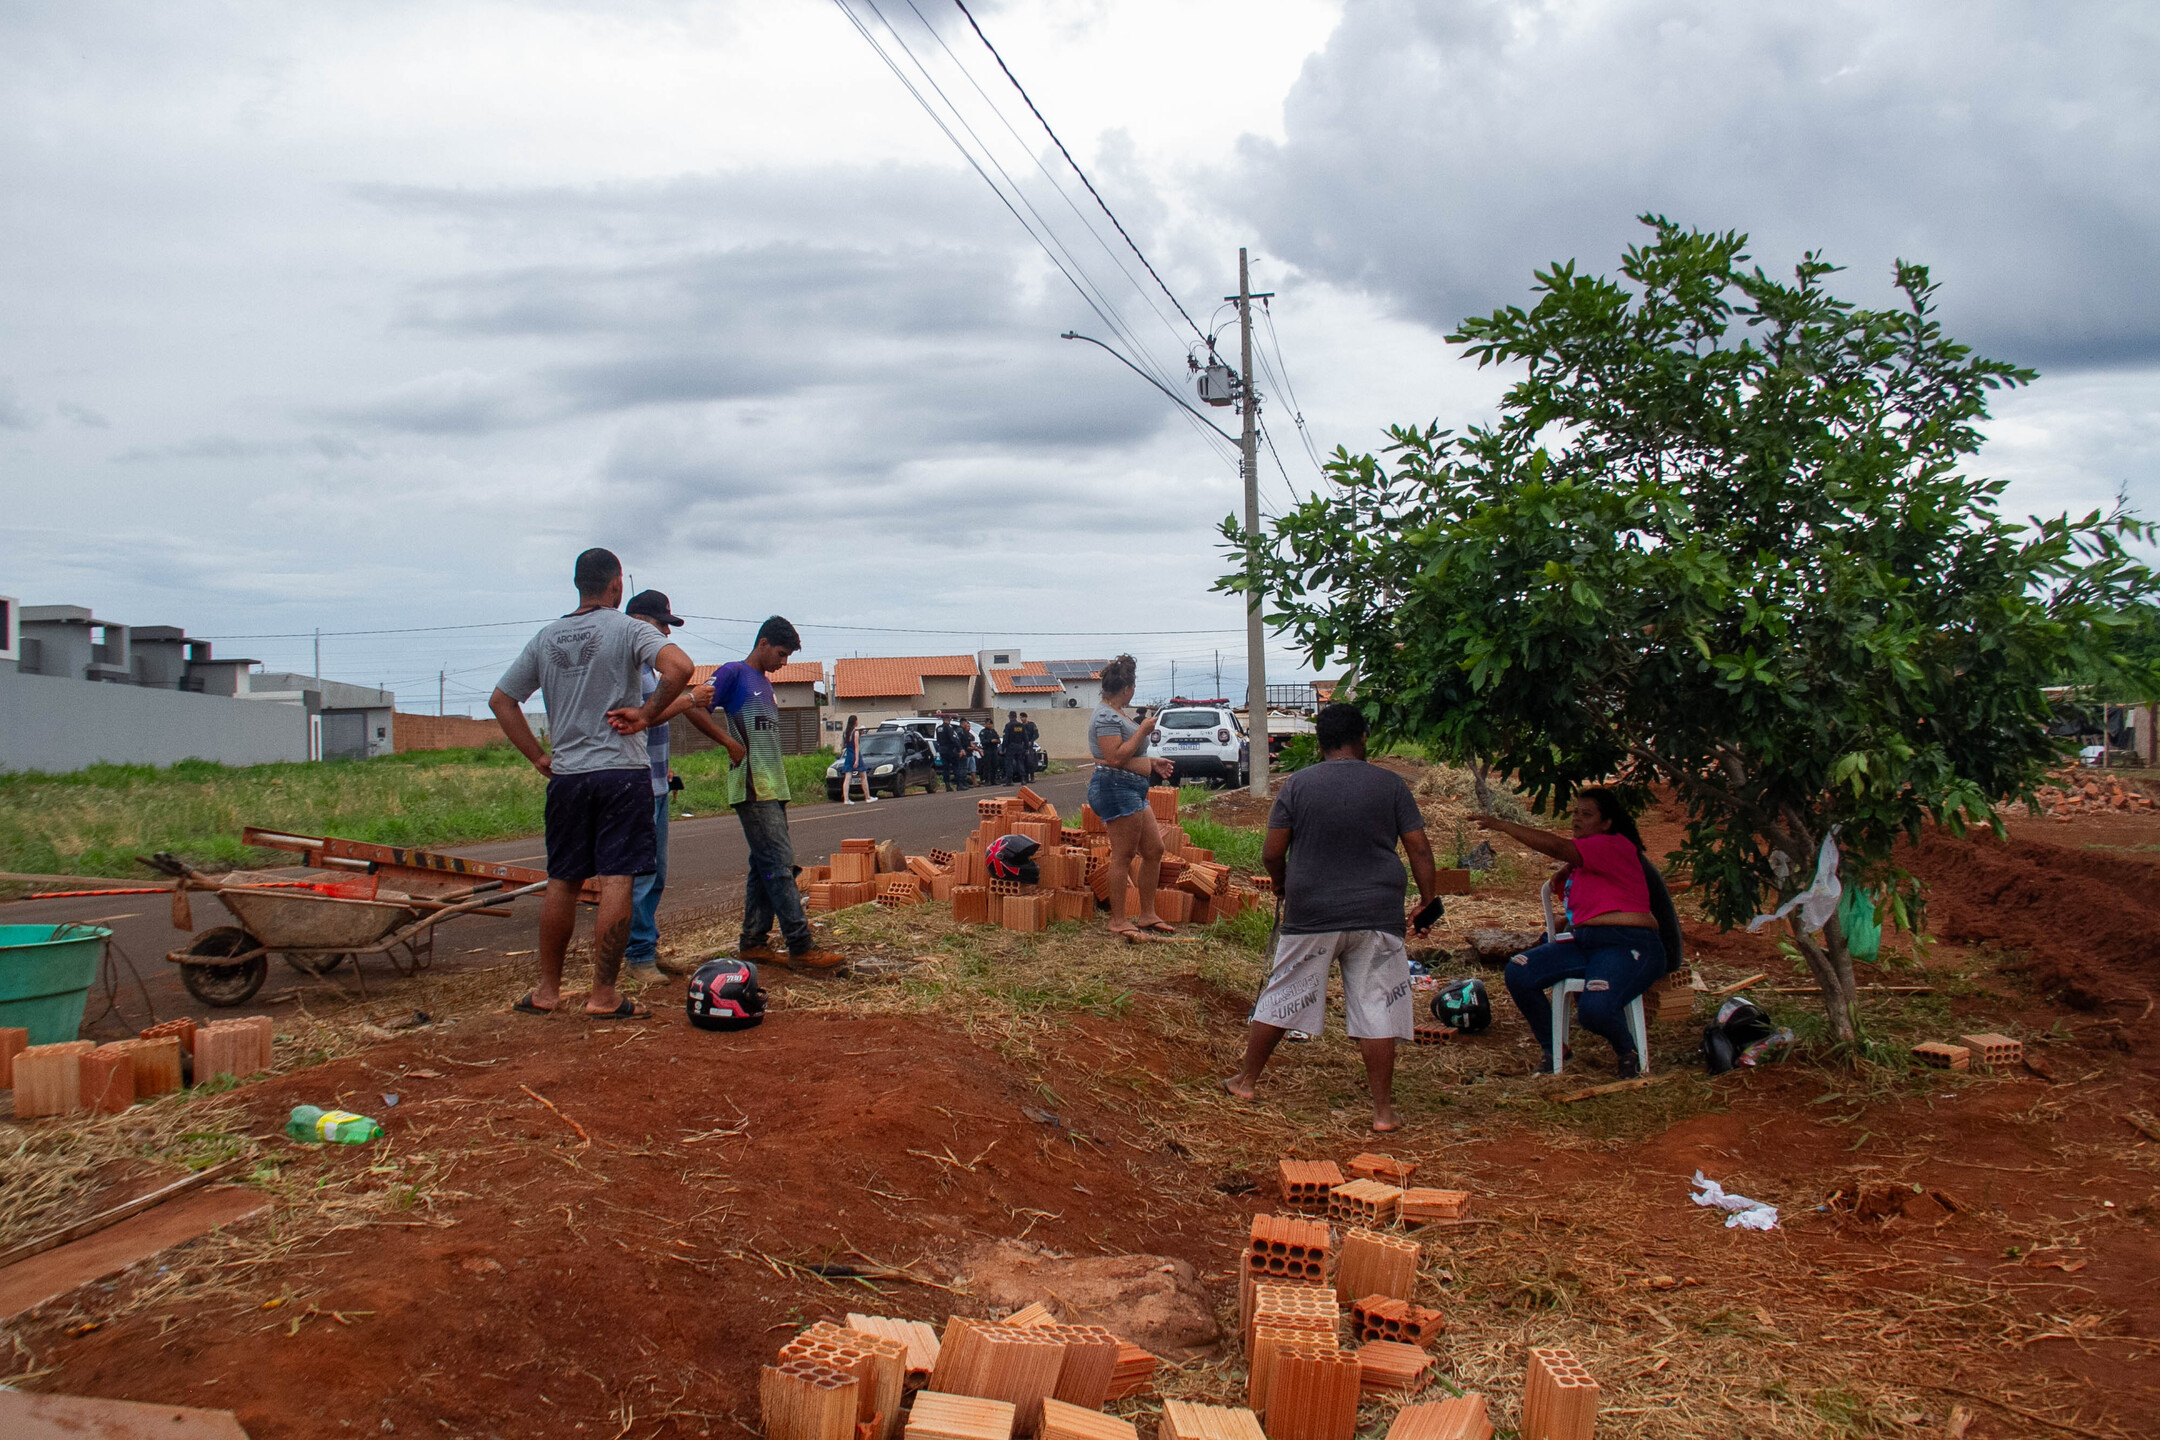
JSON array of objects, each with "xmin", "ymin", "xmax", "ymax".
[
  {"xmin": 497, "ymin": 608, "xmax": 666, "ymax": 775},
  {"xmin": 1088, "ymin": 703, "xmax": 1139, "ymax": 763}
]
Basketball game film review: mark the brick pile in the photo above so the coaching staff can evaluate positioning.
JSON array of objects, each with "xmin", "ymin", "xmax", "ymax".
[
  {"xmin": 2035, "ymin": 766, "xmax": 2156, "ymax": 819},
  {"xmin": 1244, "ymin": 1279, "xmax": 1339, "ymax": 1356},
  {"xmin": 801, "ymin": 1323, "xmax": 908, "ymax": 1440},
  {"xmin": 1384, "ymin": 1397, "xmax": 1492, "ymax": 1440},
  {"xmin": 1520, "ymin": 1347, "xmax": 1598, "ymax": 1440},
  {"xmin": 1277, "ymin": 1159, "xmax": 1345, "ymax": 1212},
  {"xmin": 1351, "ymin": 1296, "xmax": 1445, "ymax": 1345},
  {"xmin": 1644, "ymin": 974, "xmax": 1695, "ymax": 1024},
  {"xmin": 1334, "ymin": 1227, "xmax": 1420, "ymax": 1304},
  {"xmin": 932, "ymin": 1317, "xmax": 1083, "ymax": 1434},
  {"xmin": 779, "ymin": 1331, "xmax": 886, "ymax": 1440},
  {"xmin": 996, "ymin": 1303, "xmax": 1158, "ymax": 1401}
]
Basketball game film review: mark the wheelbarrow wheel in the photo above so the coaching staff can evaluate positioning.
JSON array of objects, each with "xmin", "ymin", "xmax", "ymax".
[
  {"xmin": 282, "ymin": 952, "xmax": 348, "ymax": 976},
  {"xmin": 179, "ymin": 926, "xmax": 268, "ymax": 1007}
]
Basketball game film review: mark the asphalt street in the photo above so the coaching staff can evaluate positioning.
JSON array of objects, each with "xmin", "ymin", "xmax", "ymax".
[{"xmin": 13, "ymin": 767, "xmax": 1092, "ymax": 1037}]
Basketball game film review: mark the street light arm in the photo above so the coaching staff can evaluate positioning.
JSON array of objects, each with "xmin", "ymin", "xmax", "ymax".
[{"xmin": 1060, "ymin": 332, "xmax": 1240, "ymax": 443}]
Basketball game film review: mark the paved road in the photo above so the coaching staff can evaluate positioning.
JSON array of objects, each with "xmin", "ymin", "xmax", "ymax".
[{"xmin": 12, "ymin": 768, "xmax": 1091, "ymax": 1037}]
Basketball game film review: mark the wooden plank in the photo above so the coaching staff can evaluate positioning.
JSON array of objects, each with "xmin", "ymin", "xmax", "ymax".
[
  {"xmin": 1555, "ymin": 1074, "xmax": 1675, "ymax": 1104},
  {"xmin": 0, "ymin": 1159, "xmax": 244, "ymax": 1271}
]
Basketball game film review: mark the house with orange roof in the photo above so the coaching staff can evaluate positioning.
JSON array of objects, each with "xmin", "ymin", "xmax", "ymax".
[{"xmin": 828, "ymin": 654, "xmax": 981, "ymax": 732}]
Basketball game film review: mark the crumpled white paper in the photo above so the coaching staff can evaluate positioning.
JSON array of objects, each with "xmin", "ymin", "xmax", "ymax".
[
  {"xmin": 1691, "ymin": 1170, "xmax": 1780, "ymax": 1230},
  {"xmin": 1747, "ymin": 830, "xmax": 1841, "ymax": 935}
]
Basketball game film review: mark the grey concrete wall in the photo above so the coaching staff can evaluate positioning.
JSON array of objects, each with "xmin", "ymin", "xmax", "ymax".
[{"xmin": 0, "ymin": 666, "xmax": 309, "ymax": 773}]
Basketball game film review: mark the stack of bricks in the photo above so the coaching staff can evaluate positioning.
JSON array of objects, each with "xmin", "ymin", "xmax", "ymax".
[
  {"xmin": 778, "ymin": 1332, "xmax": 882, "ymax": 1440},
  {"xmin": 1913, "ymin": 1041, "xmax": 1971, "ymax": 1072},
  {"xmin": 905, "ymin": 1393, "xmax": 1017, "ymax": 1440},
  {"xmin": 930, "ymin": 1317, "xmax": 1066, "ymax": 1435},
  {"xmin": 1263, "ymin": 1344, "xmax": 1361, "ymax": 1440},
  {"xmin": 1398, "ymin": 1188, "xmax": 1472, "ymax": 1225},
  {"xmin": 1334, "ymin": 1227, "xmax": 1419, "ymax": 1304},
  {"xmin": 953, "ymin": 887, "xmax": 993, "ymax": 925},
  {"xmin": 1355, "ymin": 1340, "xmax": 1436, "ymax": 1395},
  {"xmin": 1003, "ymin": 1306, "xmax": 1161, "ymax": 1402},
  {"xmin": 1384, "ymin": 1397, "xmax": 1492, "ymax": 1440},
  {"xmin": 1104, "ymin": 1342, "xmax": 1158, "ymax": 1400},
  {"xmin": 760, "ymin": 1355, "xmax": 861, "ymax": 1440},
  {"xmin": 845, "ymin": 1314, "xmax": 942, "ymax": 1379},
  {"xmin": 1277, "ymin": 1159, "xmax": 1346, "ymax": 1213},
  {"xmin": 194, "ymin": 1016, "xmax": 273, "ymax": 1084},
  {"xmin": 876, "ymin": 875, "xmax": 923, "ymax": 909},
  {"xmin": 1156, "ymin": 1400, "xmax": 1264, "ymax": 1440},
  {"xmin": 1328, "ymin": 1180, "xmax": 1403, "ymax": 1228},
  {"xmin": 1039, "ymin": 1400, "xmax": 1135, "ymax": 1440},
  {"xmin": 1520, "ymin": 1347, "xmax": 1598, "ymax": 1440},
  {"xmin": 1241, "ymin": 1214, "xmax": 1332, "ymax": 1330},
  {"xmin": 139, "ymin": 1016, "xmax": 197, "ymax": 1056},
  {"xmin": 11, "ymin": 1040, "xmax": 94, "ymax": 1117},
  {"xmin": 1351, "ymin": 1296, "xmax": 1445, "ymax": 1345},
  {"xmin": 1959, "ymin": 1032, "xmax": 2022, "ymax": 1069},
  {"xmin": 1347, "ymin": 1154, "xmax": 1418, "ymax": 1184}
]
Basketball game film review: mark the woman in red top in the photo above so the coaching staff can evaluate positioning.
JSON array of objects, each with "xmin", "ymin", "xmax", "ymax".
[{"xmin": 1475, "ymin": 789, "xmax": 1667, "ymax": 1076}]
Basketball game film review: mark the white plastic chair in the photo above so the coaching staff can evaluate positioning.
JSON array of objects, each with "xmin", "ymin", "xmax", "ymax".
[{"xmin": 1539, "ymin": 878, "xmax": 1649, "ymax": 1077}]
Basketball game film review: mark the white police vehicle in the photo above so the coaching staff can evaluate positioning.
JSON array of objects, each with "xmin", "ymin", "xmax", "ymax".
[{"xmin": 1146, "ymin": 703, "xmax": 1249, "ymax": 787}]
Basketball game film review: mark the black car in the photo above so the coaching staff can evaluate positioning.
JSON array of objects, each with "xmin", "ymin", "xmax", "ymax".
[{"xmin": 824, "ymin": 729, "xmax": 942, "ymax": 800}]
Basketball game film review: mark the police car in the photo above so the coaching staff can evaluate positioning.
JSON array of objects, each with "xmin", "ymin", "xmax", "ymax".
[{"xmin": 1146, "ymin": 703, "xmax": 1250, "ymax": 787}]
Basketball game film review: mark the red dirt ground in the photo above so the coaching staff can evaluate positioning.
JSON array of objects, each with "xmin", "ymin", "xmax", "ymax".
[{"xmin": 8, "ymin": 785, "xmax": 2160, "ymax": 1437}]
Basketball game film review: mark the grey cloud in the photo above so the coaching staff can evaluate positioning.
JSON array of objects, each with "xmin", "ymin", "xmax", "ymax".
[
  {"xmin": 0, "ymin": 380, "xmax": 37, "ymax": 429},
  {"xmin": 317, "ymin": 370, "xmax": 532, "ymax": 435},
  {"xmin": 113, "ymin": 433, "xmax": 372, "ymax": 463},
  {"xmin": 1235, "ymin": 0, "xmax": 2160, "ymax": 371},
  {"xmin": 57, "ymin": 401, "xmax": 110, "ymax": 429}
]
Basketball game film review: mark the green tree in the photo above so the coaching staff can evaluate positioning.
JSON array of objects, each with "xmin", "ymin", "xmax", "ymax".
[{"xmin": 1227, "ymin": 218, "xmax": 2157, "ymax": 1043}]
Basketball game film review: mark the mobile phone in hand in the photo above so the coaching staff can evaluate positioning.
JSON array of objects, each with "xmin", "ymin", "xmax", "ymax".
[{"xmin": 1410, "ymin": 897, "xmax": 1446, "ymax": 934}]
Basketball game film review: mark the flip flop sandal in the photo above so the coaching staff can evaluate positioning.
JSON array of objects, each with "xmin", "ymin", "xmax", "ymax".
[
  {"xmin": 584, "ymin": 998, "xmax": 652, "ymax": 1020},
  {"xmin": 1139, "ymin": 920, "xmax": 1178, "ymax": 934},
  {"xmin": 513, "ymin": 993, "xmax": 555, "ymax": 1016}
]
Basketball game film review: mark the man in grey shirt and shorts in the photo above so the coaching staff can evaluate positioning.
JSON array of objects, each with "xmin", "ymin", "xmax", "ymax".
[
  {"xmin": 489, "ymin": 548, "xmax": 693, "ymax": 1020},
  {"xmin": 1223, "ymin": 704, "xmax": 1440, "ymax": 1132}
]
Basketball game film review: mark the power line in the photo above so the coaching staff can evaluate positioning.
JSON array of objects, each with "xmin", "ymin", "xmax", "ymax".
[
  {"xmin": 1258, "ymin": 298, "xmax": 1329, "ymax": 477},
  {"xmin": 949, "ymin": 0, "xmax": 1207, "ymax": 344}
]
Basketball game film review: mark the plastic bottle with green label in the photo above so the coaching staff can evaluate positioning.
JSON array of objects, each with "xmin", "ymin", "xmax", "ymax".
[{"xmin": 286, "ymin": 1104, "xmax": 383, "ymax": 1144}]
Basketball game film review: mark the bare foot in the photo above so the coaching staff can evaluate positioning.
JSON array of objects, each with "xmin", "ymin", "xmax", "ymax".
[
  {"xmin": 1223, "ymin": 1075, "xmax": 1258, "ymax": 1102},
  {"xmin": 1372, "ymin": 1106, "xmax": 1404, "ymax": 1133}
]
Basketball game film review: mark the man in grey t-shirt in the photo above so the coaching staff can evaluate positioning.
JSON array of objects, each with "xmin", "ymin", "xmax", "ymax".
[
  {"xmin": 1222, "ymin": 703, "xmax": 1440, "ymax": 1133},
  {"xmin": 489, "ymin": 548, "xmax": 692, "ymax": 1021}
]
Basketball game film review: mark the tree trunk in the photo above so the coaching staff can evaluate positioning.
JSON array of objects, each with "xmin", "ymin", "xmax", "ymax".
[
  {"xmin": 1470, "ymin": 758, "xmax": 1495, "ymax": 813},
  {"xmin": 1789, "ymin": 919, "xmax": 1858, "ymax": 1046}
]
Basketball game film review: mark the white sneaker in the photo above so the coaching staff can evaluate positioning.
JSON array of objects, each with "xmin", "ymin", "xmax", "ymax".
[{"xmin": 866, "ymin": 795, "xmax": 879, "ymax": 803}]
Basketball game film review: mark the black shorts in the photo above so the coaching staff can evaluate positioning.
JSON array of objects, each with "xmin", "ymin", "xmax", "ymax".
[{"xmin": 544, "ymin": 768, "xmax": 656, "ymax": 882}]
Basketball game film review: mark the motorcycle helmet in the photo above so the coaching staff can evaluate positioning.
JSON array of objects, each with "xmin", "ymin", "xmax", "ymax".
[
  {"xmin": 987, "ymin": 833, "xmax": 1042, "ymax": 885},
  {"xmin": 687, "ymin": 958, "xmax": 767, "ymax": 1032},
  {"xmin": 1430, "ymin": 977, "xmax": 1492, "ymax": 1033},
  {"xmin": 1701, "ymin": 997, "xmax": 1775, "ymax": 1075}
]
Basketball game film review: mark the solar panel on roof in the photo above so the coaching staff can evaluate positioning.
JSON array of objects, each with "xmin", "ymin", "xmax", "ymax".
[{"xmin": 1043, "ymin": 660, "xmax": 1107, "ymax": 678}]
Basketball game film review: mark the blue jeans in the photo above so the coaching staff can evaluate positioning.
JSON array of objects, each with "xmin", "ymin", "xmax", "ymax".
[
  {"xmin": 625, "ymin": 791, "xmax": 669, "ymax": 966},
  {"xmin": 1087, "ymin": 765, "xmax": 1151, "ymax": 821},
  {"xmin": 735, "ymin": 799, "xmax": 813, "ymax": 955},
  {"xmin": 1502, "ymin": 926, "xmax": 1666, "ymax": 1067}
]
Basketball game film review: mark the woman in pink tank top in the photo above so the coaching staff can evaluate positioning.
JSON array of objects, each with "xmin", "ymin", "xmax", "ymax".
[{"xmin": 1474, "ymin": 790, "xmax": 1668, "ymax": 1076}]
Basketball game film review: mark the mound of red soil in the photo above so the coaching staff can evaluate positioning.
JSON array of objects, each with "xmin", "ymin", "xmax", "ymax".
[{"xmin": 1907, "ymin": 828, "xmax": 2160, "ymax": 1013}]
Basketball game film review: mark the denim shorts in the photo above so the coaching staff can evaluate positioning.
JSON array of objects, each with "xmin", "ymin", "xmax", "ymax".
[{"xmin": 1087, "ymin": 764, "xmax": 1152, "ymax": 822}]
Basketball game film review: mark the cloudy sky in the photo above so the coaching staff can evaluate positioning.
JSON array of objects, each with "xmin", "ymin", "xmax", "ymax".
[{"xmin": 4, "ymin": 0, "xmax": 2155, "ymax": 712}]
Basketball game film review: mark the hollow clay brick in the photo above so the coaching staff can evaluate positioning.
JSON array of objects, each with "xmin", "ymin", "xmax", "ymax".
[
  {"xmin": 0, "ymin": 1026, "xmax": 27, "ymax": 1088},
  {"xmin": 905, "ymin": 1392, "xmax": 1017, "ymax": 1440},
  {"xmin": 1156, "ymin": 1401, "xmax": 1264, "ymax": 1440},
  {"xmin": 841, "ymin": 838, "xmax": 879, "ymax": 854},
  {"xmin": 1347, "ymin": 1154, "xmax": 1418, "ymax": 1184},
  {"xmin": 1278, "ymin": 1159, "xmax": 1346, "ymax": 1212},
  {"xmin": 1385, "ymin": 1396, "xmax": 1491, "ymax": 1440},
  {"xmin": 953, "ymin": 887, "xmax": 993, "ymax": 924},
  {"xmin": 1398, "ymin": 1189, "xmax": 1472, "ymax": 1224},
  {"xmin": 1958, "ymin": 1032, "xmax": 2022, "ymax": 1068},
  {"xmin": 1039, "ymin": 1399, "xmax": 1136, "ymax": 1440},
  {"xmin": 1328, "ymin": 1180, "xmax": 1403, "ymax": 1227},
  {"xmin": 13, "ymin": 1041, "xmax": 94, "ymax": 1117},
  {"xmin": 1001, "ymin": 895, "xmax": 1049, "ymax": 934},
  {"xmin": 1913, "ymin": 1041, "xmax": 1971, "ymax": 1071},
  {"xmin": 1147, "ymin": 787, "xmax": 1178, "ymax": 821},
  {"xmin": 931, "ymin": 875, "xmax": 957, "ymax": 902},
  {"xmin": 1263, "ymin": 1345, "xmax": 1360, "ymax": 1440},
  {"xmin": 845, "ymin": 1315, "xmax": 941, "ymax": 1377},
  {"xmin": 761, "ymin": 1357, "xmax": 861, "ymax": 1440},
  {"xmin": 1354, "ymin": 1340, "xmax": 1435, "ymax": 1395},
  {"xmin": 82, "ymin": 1045, "xmax": 135, "ymax": 1113},
  {"xmin": 832, "ymin": 853, "xmax": 877, "ymax": 884},
  {"xmin": 138, "ymin": 1016, "xmax": 197, "ymax": 1055},
  {"xmin": 1521, "ymin": 1347, "xmax": 1598, "ymax": 1440},
  {"xmin": 1334, "ymin": 1227, "xmax": 1419, "ymax": 1304}
]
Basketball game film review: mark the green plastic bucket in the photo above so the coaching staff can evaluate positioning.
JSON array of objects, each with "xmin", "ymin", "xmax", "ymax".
[{"xmin": 0, "ymin": 924, "xmax": 109, "ymax": 1045}]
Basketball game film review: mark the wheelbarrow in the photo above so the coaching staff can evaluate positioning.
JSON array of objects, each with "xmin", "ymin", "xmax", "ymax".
[{"xmin": 157, "ymin": 864, "xmax": 547, "ymax": 1006}]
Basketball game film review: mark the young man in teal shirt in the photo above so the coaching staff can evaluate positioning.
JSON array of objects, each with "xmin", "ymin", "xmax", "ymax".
[{"xmin": 707, "ymin": 617, "xmax": 843, "ymax": 971}]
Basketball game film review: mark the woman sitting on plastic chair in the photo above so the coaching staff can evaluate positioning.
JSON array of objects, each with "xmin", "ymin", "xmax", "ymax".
[{"xmin": 1476, "ymin": 789, "xmax": 1667, "ymax": 1077}]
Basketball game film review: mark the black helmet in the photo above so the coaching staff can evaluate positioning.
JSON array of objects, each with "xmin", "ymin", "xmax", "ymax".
[
  {"xmin": 1701, "ymin": 998, "xmax": 1774, "ymax": 1075},
  {"xmin": 1430, "ymin": 977, "xmax": 1491, "ymax": 1033},
  {"xmin": 688, "ymin": 958, "xmax": 767, "ymax": 1032},
  {"xmin": 987, "ymin": 834, "xmax": 1041, "ymax": 885}
]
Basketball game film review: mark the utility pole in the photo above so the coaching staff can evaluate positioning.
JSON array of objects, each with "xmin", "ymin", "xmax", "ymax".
[
  {"xmin": 313, "ymin": 627, "xmax": 321, "ymax": 683},
  {"xmin": 439, "ymin": 669, "xmax": 445, "ymax": 716},
  {"xmin": 1232, "ymin": 248, "xmax": 1270, "ymax": 796}
]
